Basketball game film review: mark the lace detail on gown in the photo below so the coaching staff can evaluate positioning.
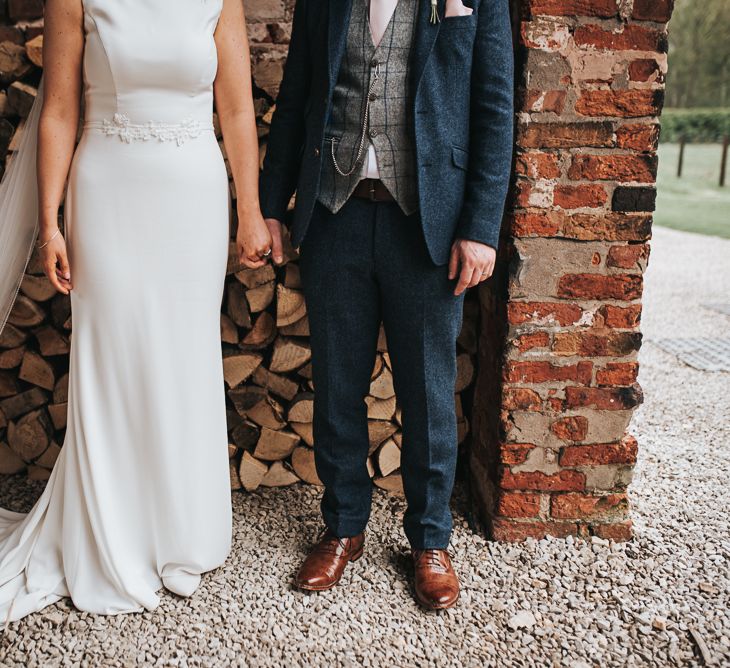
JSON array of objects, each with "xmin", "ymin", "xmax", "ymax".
[{"xmin": 85, "ymin": 113, "xmax": 213, "ymax": 146}]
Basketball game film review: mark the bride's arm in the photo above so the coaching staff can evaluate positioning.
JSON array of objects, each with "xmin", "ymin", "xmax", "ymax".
[
  {"xmin": 37, "ymin": 0, "xmax": 84, "ymax": 295},
  {"xmin": 214, "ymin": 0, "xmax": 273, "ymax": 269}
]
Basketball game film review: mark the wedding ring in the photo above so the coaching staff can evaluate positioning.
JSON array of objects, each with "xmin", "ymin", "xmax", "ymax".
[{"xmin": 261, "ymin": 248, "xmax": 272, "ymax": 258}]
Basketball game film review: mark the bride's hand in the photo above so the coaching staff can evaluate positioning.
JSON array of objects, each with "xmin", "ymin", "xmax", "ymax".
[
  {"xmin": 237, "ymin": 207, "xmax": 273, "ymax": 269},
  {"xmin": 40, "ymin": 228, "xmax": 72, "ymax": 295}
]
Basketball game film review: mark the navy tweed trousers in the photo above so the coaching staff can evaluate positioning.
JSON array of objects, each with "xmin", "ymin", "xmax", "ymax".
[{"xmin": 298, "ymin": 197, "xmax": 465, "ymax": 549}]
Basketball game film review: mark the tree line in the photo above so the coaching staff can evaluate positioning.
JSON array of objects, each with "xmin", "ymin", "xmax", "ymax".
[{"xmin": 666, "ymin": 0, "xmax": 730, "ymax": 108}]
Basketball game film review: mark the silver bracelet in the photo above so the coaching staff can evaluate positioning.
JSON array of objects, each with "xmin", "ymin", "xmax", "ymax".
[{"xmin": 37, "ymin": 228, "xmax": 61, "ymax": 250}]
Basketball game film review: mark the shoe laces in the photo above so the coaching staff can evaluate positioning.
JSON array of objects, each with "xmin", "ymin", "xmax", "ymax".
[
  {"xmin": 317, "ymin": 532, "xmax": 350, "ymax": 556},
  {"xmin": 416, "ymin": 549, "xmax": 449, "ymax": 573}
]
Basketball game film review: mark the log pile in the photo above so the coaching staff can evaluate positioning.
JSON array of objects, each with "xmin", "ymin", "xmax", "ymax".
[{"xmin": 0, "ymin": 4, "xmax": 479, "ymax": 495}]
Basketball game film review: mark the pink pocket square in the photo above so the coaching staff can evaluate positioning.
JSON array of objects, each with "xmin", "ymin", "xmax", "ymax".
[{"xmin": 445, "ymin": 0, "xmax": 474, "ymax": 17}]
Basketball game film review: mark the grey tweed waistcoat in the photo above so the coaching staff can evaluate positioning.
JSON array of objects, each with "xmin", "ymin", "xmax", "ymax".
[{"xmin": 318, "ymin": 0, "xmax": 419, "ymax": 216}]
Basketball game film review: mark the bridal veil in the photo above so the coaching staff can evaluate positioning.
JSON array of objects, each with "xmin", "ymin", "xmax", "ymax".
[{"xmin": 0, "ymin": 79, "xmax": 43, "ymax": 335}]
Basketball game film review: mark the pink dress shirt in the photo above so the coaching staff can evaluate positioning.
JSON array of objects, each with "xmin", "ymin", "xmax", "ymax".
[{"xmin": 363, "ymin": 0, "xmax": 399, "ymax": 179}]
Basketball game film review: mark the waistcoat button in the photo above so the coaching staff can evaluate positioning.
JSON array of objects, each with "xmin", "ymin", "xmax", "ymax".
[
  {"xmin": 369, "ymin": 129, "xmax": 378, "ymax": 138},
  {"xmin": 314, "ymin": 147, "xmax": 320, "ymax": 157}
]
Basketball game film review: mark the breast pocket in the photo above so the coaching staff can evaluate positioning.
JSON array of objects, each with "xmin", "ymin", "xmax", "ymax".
[
  {"xmin": 439, "ymin": 13, "xmax": 478, "ymax": 31},
  {"xmin": 436, "ymin": 14, "xmax": 478, "ymax": 60}
]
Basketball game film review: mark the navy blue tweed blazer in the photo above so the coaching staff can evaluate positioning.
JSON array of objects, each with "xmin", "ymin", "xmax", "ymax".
[{"xmin": 259, "ymin": 0, "xmax": 515, "ymax": 265}]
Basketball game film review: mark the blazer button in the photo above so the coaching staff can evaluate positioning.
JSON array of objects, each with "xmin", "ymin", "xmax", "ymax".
[{"xmin": 370, "ymin": 58, "xmax": 379, "ymax": 68}]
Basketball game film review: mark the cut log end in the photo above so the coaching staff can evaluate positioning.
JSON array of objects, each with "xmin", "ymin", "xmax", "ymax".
[
  {"xmin": 374, "ymin": 474, "xmax": 404, "ymax": 496},
  {"xmin": 291, "ymin": 446, "xmax": 322, "ymax": 485},
  {"xmin": 239, "ymin": 451, "xmax": 269, "ymax": 491},
  {"xmin": 260, "ymin": 461, "xmax": 299, "ymax": 487}
]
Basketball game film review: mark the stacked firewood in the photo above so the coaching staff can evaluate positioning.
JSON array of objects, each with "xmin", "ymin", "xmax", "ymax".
[
  {"xmin": 0, "ymin": 18, "xmax": 43, "ymax": 178},
  {"xmin": 0, "ymin": 15, "xmax": 479, "ymax": 495}
]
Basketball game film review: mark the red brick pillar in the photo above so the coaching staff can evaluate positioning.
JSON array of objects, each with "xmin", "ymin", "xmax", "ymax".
[{"xmin": 470, "ymin": 0, "xmax": 674, "ymax": 542}]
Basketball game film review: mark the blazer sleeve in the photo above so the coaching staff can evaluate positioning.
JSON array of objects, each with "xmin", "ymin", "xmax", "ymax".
[
  {"xmin": 259, "ymin": 0, "xmax": 312, "ymax": 222},
  {"xmin": 456, "ymin": 0, "xmax": 514, "ymax": 250}
]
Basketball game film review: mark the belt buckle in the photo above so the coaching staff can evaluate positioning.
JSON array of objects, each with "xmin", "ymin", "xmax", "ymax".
[{"xmin": 368, "ymin": 179, "xmax": 377, "ymax": 202}]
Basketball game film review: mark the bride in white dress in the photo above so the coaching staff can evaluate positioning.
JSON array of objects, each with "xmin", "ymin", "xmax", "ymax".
[{"xmin": 0, "ymin": 0, "xmax": 273, "ymax": 621}]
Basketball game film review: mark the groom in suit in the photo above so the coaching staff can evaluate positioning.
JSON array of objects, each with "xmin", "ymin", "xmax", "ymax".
[{"xmin": 260, "ymin": 0, "xmax": 513, "ymax": 609}]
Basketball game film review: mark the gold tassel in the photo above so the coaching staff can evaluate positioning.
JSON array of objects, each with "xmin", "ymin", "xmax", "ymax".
[{"xmin": 430, "ymin": 0, "xmax": 440, "ymax": 24}]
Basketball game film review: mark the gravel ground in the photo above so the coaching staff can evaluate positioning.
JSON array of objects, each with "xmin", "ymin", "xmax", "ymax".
[{"xmin": 0, "ymin": 226, "xmax": 728, "ymax": 667}]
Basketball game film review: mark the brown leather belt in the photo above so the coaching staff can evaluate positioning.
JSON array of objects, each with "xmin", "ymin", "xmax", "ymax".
[{"xmin": 352, "ymin": 178, "xmax": 395, "ymax": 202}]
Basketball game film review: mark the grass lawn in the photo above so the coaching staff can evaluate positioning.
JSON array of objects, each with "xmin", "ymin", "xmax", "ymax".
[{"xmin": 655, "ymin": 143, "xmax": 730, "ymax": 239}]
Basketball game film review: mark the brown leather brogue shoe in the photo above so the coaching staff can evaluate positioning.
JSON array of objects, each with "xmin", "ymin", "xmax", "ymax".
[
  {"xmin": 412, "ymin": 549, "xmax": 460, "ymax": 610},
  {"xmin": 295, "ymin": 530, "xmax": 365, "ymax": 591}
]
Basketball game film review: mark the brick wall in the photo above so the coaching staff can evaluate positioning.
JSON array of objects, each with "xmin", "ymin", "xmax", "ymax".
[{"xmin": 470, "ymin": 0, "xmax": 673, "ymax": 541}]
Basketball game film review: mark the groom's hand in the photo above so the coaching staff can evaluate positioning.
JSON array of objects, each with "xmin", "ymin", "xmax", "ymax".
[
  {"xmin": 448, "ymin": 239, "xmax": 496, "ymax": 296},
  {"xmin": 264, "ymin": 218, "xmax": 285, "ymax": 265}
]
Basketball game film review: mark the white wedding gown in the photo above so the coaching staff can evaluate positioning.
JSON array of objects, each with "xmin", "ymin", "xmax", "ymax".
[{"xmin": 0, "ymin": 0, "xmax": 232, "ymax": 621}]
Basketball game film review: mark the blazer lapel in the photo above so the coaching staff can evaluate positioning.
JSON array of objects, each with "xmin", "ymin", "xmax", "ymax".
[
  {"xmin": 410, "ymin": 0, "xmax": 444, "ymax": 95},
  {"xmin": 327, "ymin": 0, "xmax": 355, "ymax": 90}
]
